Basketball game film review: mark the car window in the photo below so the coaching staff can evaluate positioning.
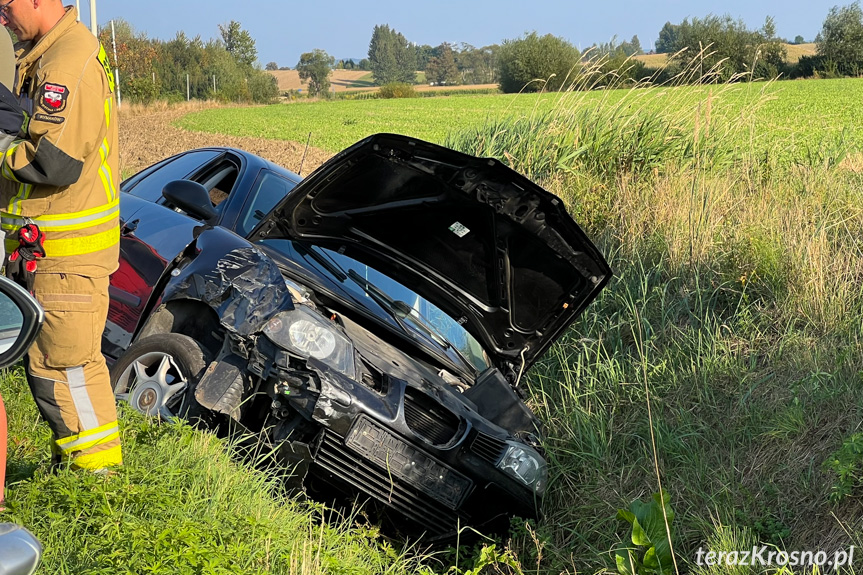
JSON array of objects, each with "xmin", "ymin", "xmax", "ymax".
[
  {"xmin": 237, "ymin": 170, "xmax": 298, "ymax": 237},
  {"xmin": 123, "ymin": 150, "xmax": 221, "ymax": 202},
  {"xmin": 189, "ymin": 157, "xmax": 241, "ymax": 213}
]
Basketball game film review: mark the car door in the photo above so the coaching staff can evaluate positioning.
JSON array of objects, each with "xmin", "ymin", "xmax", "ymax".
[{"xmin": 104, "ymin": 150, "xmax": 241, "ymax": 360}]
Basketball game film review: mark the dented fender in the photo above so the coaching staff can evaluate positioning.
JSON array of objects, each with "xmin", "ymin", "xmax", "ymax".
[{"xmin": 168, "ymin": 242, "xmax": 294, "ymax": 337}]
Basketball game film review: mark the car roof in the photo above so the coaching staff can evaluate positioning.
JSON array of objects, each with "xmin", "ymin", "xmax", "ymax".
[{"xmin": 183, "ymin": 146, "xmax": 303, "ymax": 183}]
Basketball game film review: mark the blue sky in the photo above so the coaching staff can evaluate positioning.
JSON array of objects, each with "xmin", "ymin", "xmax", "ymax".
[{"xmin": 93, "ymin": 0, "xmax": 838, "ymax": 67}]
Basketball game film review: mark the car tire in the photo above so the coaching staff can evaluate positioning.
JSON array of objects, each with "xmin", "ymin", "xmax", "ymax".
[{"xmin": 110, "ymin": 333, "xmax": 211, "ymax": 422}]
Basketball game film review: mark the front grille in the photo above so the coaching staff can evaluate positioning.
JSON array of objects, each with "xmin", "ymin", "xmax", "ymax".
[
  {"xmin": 470, "ymin": 431, "xmax": 507, "ymax": 465},
  {"xmin": 403, "ymin": 385, "xmax": 460, "ymax": 445},
  {"xmin": 313, "ymin": 428, "xmax": 469, "ymax": 536}
]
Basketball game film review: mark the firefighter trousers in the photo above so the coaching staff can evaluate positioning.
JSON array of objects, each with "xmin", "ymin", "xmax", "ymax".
[{"xmin": 25, "ymin": 273, "xmax": 122, "ymax": 470}]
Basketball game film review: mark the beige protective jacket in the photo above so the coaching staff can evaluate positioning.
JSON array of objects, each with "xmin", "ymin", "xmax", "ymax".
[{"xmin": 0, "ymin": 6, "xmax": 119, "ymax": 278}]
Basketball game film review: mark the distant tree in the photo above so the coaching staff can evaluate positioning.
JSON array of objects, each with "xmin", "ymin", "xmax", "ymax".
[
  {"xmin": 624, "ymin": 35, "xmax": 643, "ymax": 56},
  {"xmin": 663, "ymin": 14, "xmax": 785, "ymax": 81},
  {"xmin": 97, "ymin": 19, "xmax": 160, "ymax": 102},
  {"xmin": 358, "ymin": 58, "xmax": 371, "ymax": 71},
  {"xmin": 265, "ymin": 61, "xmax": 278, "ymax": 71},
  {"xmin": 218, "ymin": 20, "xmax": 257, "ymax": 68},
  {"xmin": 456, "ymin": 43, "xmax": 499, "ymax": 84},
  {"xmin": 415, "ymin": 44, "xmax": 436, "ymax": 71},
  {"xmin": 794, "ymin": 34, "xmax": 806, "ymax": 44},
  {"xmin": 367, "ymin": 24, "xmax": 417, "ymax": 85},
  {"xmin": 655, "ymin": 22, "xmax": 679, "ymax": 53},
  {"xmin": 817, "ymin": 2, "xmax": 863, "ymax": 75},
  {"xmin": 296, "ymin": 49, "xmax": 335, "ymax": 96},
  {"xmin": 497, "ymin": 31, "xmax": 580, "ymax": 93},
  {"xmin": 592, "ymin": 35, "xmax": 643, "ymax": 58},
  {"xmin": 218, "ymin": 21, "xmax": 256, "ymax": 69},
  {"xmin": 425, "ymin": 42, "xmax": 459, "ymax": 84}
]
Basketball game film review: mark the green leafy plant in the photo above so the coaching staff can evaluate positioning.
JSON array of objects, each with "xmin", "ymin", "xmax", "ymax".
[
  {"xmin": 615, "ymin": 491, "xmax": 675, "ymax": 575},
  {"xmin": 448, "ymin": 543, "xmax": 522, "ymax": 575},
  {"xmin": 825, "ymin": 432, "xmax": 863, "ymax": 503}
]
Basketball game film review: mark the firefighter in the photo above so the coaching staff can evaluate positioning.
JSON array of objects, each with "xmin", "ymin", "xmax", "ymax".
[{"xmin": 0, "ymin": 0, "xmax": 121, "ymax": 471}]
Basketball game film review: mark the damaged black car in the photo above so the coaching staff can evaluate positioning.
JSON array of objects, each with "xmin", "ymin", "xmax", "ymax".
[{"xmin": 103, "ymin": 133, "xmax": 611, "ymax": 539}]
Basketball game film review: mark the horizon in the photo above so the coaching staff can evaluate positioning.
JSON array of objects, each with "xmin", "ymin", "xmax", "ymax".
[{"xmin": 91, "ymin": 0, "xmax": 837, "ymax": 69}]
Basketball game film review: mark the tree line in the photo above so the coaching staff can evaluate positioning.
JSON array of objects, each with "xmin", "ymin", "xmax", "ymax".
[
  {"xmin": 289, "ymin": 1, "xmax": 863, "ymax": 97},
  {"xmin": 98, "ymin": 19, "xmax": 278, "ymax": 104},
  {"xmin": 102, "ymin": 2, "xmax": 863, "ymax": 103}
]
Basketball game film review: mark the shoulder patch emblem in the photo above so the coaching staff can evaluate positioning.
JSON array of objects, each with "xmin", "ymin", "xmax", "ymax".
[{"xmin": 38, "ymin": 82, "xmax": 68, "ymax": 114}]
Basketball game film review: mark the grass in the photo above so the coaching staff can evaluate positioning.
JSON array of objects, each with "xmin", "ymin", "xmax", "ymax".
[
  {"xmin": 176, "ymin": 78, "xmax": 863, "ymax": 166},
  {"xmin": 440, "ymin": 66, "xmax": 863, "ymax": 573},
  {"xmin": 1, "ymin": 366, "xmax": 434, "ymax": 574}
]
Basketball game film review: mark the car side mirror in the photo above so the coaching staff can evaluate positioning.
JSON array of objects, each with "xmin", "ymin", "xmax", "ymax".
[
  {"xmin": 0, "ymin": 276, "xmax": 44, "ymax": 575},
  {"xmin": 162, "ymin": 180, "xmax": 218, "ymax": 223},
  {"xmin": 0, "ymin": 275, "xmax": 43, "ymax": 370},
  {"xmin": 0, "ymin": 523, "xmax": 41, "ymax": 575}
]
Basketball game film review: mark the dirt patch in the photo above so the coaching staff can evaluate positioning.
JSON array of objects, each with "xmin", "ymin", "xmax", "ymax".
[{"xmin": 118, "ymin": 103, "xmax": 333, "ymax": 178}]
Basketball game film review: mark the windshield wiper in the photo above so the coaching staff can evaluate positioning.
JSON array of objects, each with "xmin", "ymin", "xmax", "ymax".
[
  {"xmin": 295, "ymin": 243, "xmax": 347, "ymax": 282},
  {"xmin": 346, "ymin": 269, "xmax": 476, "ymax": 375},
  {"xmin": 346, "ymin": 268, "xmax": 412, "ymax": 332},
  {"xmin": 400, "ymin": 303, "xmax": 477, "ymax": 375}
]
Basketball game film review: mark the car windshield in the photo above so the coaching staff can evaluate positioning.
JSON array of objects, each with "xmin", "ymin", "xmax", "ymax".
[{"xmin": 260, "ymin": 239, "xmax": 490, "ymax": 372}]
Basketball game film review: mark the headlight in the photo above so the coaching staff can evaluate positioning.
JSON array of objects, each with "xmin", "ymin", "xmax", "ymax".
[
  {"xmin": 263, "ymin": 306, "xmax": 356, "ymax": 379},
  {"xmin": 497, "ymin": 442, "xmax": 548, "ymax": 496}
]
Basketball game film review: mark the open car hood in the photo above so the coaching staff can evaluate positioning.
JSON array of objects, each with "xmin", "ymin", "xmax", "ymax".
[{"xmin": 252, "ymin": 134, "xmax": 611, "ymax": 372}]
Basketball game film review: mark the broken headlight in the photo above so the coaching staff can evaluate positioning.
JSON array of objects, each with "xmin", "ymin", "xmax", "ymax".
[
  {"xmin": 497, "ymin": 441, "xmax": 548, "ymax": 496},
  {"xmin": 263, "ymin": 306, "xmax": 356, "ymax": 379}
]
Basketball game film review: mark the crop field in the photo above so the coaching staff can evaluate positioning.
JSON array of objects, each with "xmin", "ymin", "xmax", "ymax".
[{"xmin": 177, "ymin": 78, "xmax": 863, "ymax": 163}]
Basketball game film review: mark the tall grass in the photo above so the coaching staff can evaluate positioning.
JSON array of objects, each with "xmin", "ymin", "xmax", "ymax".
[{"xmin": 447, "ymin": 57, "xmax": 863, "ymax": 572}]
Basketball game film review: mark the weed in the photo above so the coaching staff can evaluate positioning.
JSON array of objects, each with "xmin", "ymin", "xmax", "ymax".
[
  {"xmin": 616, "ymin": 491, "xmax": 677, "ymax": 575},
  {"xmin": 825, "ymin": 433, "xmax": 863, "ymax": 503}
]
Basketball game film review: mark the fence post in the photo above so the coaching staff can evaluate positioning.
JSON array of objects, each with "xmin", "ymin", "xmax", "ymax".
[{"xmin": 110, "ymin": 20, "xmax": 121, "ymax": 107}]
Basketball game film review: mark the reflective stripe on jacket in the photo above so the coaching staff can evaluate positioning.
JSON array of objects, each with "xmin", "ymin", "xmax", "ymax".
[{"xmin": 0, "ymin": 6, "xmax": 119, "ymax": 277}]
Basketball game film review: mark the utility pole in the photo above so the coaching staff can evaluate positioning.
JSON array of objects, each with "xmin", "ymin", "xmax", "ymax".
[
  {"xmin": 89, "ymin": 0, "xmax": 97, "ymax": 37},
  {"xmin": 110, "ymin": 20, "xmax": 121, "ymax": 107}
]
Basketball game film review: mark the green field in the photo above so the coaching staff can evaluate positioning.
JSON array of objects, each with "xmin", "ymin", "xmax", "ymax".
[
  {"xmin": 6, "ymin": 76, "xmax": 863, "ymax": 574},
  {"xmin": 177, "ymin": 78, "xmax": 863, "ymax": 162}
]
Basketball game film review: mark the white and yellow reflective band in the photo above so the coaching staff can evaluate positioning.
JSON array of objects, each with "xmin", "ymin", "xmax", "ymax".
[
  {"xmin": 1, "ymin": 142, "xmax": 20, "ymax": 183},
  {"xmin": 1, "ymin": 198, "xmax": 119, "ymax": 232},
  {"xmin": 98, "ymin": 139, "xmax": 116, "ymax": 203},
  {"xmin": 39, "ymin": 224, "xmax": 119, "ymax": 257},
  {"xmin": 55, "ymin": 420, "xmax": 120, "ymax": 454},
  {"xmin": 70, "ymin": 443, "xmax": 122, "ymax": 470},
  {"xmin": 104, "ymin": 98, "xmax": 110, "ymax": 129},
  {"xmin": 97, "ymin": 45, "xmax": 116, "ymax": 94},
  {"xmin": 8, "ymin": 182, "xmax": 33, "ymax": 215}
]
